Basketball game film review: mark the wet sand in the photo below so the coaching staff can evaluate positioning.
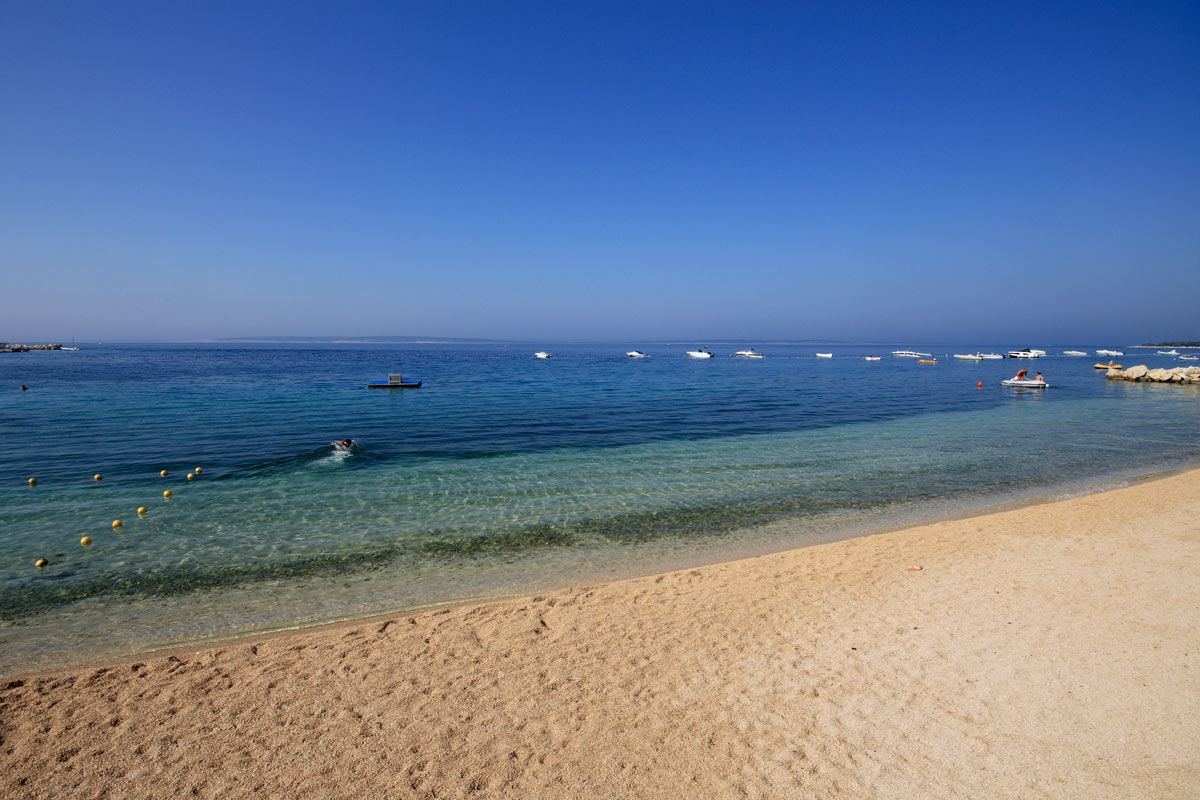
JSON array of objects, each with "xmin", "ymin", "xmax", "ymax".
[{"xmin": 3, "ymin": 469, "xmax": 1198, "ymax": 799}]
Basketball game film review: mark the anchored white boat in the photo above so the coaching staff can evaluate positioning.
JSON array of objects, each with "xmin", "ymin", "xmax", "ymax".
[
  {"xmin": 1007, "ymin": 348, "xmax": 1045, "ymax": 358},
  {"xmin": 686, "ymin": 348, "xmax": 715, "ymax": 359},
  {"xmin": 891, "ymin": 350, "xmax": 932, "ymax": 358},
  {"xmin": 1063, "ymin": 350, "xmax": 1088, "ymax": 356},
  {"xmin": 1179, "ymin": 355, "xmax": 1198, "ymax": 361},
  {"xmin": 734, "ymin": 349, "xmax": 765, "ymax": 359},
  {"xmin": 954, "ymin": 353, "xmax": 983, "ymax": 361},
  {"xmin": 1001, "ymin": 378, "xmax": 1049, "ymax": 388},
  {"xmin": 1096, "ymin": 349, "xmax": 1124, "ymax": 357},
  {"xmin": 815, "ymin": 353, "xmax": 832, "ymax": 358},
  {"xmin": 978, "ymin": 353, "xmax": 1004, "ymax": 360},
  {"xmin": 534, "ymin": 351, "xmax": 551, "ymax": 359},
  {"xmin": 626, "ymin": 351, "xmax": 649, "ymax": 358},
  {"xmin": 863, "ymin": 355, "xmax": 882, "ymax": 361},
  {"xmin": 1157, "ymin": 349, "xmax": 1180, "ymax": 355}
]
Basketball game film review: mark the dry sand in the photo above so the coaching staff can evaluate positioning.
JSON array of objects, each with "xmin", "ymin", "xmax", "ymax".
[{"xmin": 3, "ymin": 469, "xmax": 1198, "ymax": 799}]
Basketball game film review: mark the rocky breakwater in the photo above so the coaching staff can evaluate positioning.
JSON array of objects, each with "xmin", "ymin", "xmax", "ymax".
[{"xmin": 1106, "ymin": 365, "xmax": 1200, "ymax": 384}]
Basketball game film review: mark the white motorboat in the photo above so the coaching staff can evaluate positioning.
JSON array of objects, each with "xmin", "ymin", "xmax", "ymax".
[
  {"xmin": 1007, "ymin": 348, "xmax": 1044, "ymax": 358},
  {"xmin": 978, "ymin": 353, "xmax": 1004, "ymax": 360},
  {"xmin": 815, "ymin": 353, "xmax": 833, "ymax": 358},
  {"xmin": 686, "ymin": 348, "xmax": 715, "ymax": 359},
  {"xmin": 734, "ymin": 349, "xmax": 765, "ymax": 359},
  {"xmin": 891, "ymin": 350, "xmax": 932, "ymax": 358},
  {"xmin": 1179, "ymin": 355, "xmax": 1198, "ymax": 361},
  {"xmin": 534, "ymin": 351, "xmax": 551, "ymax": 359},
  {"xmin": 863, "ymin": 355, "xmax": 882, "ymax": 361},
  {"xmin": 1063, "ymin": 350, "xmax": 1088, "ymax": 356},
  {"xmin": 953, "ymin": 353, "xmax": 983, "ymax": 361},
  {"xmin": 1157, "ymin": 349, "xmax": 1180, "ymax": 355},
  {"xmin": 1001, "ymin": 378, "xmax": 1049, "ymax": 388},
  {"xmin": 1096, "ymin": 349, "xmax": 1124, "ymax": 357},
  {"xmin": 626, "ymin": 351, "xmax": 649, "ymax": 358}
]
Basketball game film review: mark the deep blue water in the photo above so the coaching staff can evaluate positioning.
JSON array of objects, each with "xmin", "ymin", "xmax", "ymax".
[{"xmin": 2, "ymin": 342, "xmax": 1198, "ymax": 673}]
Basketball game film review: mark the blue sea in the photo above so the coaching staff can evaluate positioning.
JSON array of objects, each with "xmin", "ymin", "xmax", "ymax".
[{"xmin": 2, "ymin": 342, "xmax": 1198, "ymax": 674}]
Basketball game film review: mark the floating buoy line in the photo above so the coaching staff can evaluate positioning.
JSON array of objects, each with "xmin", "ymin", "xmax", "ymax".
[{"xmin": 28, "ymin": 467, "xmax": 206, "ymax": 569}]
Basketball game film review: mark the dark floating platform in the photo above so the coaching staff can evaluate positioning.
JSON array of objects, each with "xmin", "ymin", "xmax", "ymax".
[{"xmin": 368, "ymin": 373, "xmax": 422, "ymax": 388}]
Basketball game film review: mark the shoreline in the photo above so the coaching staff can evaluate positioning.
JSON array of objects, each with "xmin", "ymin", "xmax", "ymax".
[
  {"xmin": 4, "ymin": 459, "xmax": 1196, "ymax": 679},
  {"xmin": 3, "ymin": 466, "xmax": 1198, "ymax": 797},
  {"xmin": 4, "ymin": 460, "xmax": 1193, "ymax": 679}
]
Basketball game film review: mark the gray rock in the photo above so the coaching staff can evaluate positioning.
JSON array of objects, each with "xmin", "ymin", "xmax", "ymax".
[
  {"xmin": 1124, "ymin": 365, "xmax": 1149, "ymax": 380},
  {"xmin": 1148, "ymin": 368, "xmax": 1172, "ymax": 382}
]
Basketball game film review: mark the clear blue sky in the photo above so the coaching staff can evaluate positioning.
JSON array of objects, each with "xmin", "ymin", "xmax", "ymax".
[{"xmin": 2, "ymin": 1, "xmax": 1197, "ymax": 343}]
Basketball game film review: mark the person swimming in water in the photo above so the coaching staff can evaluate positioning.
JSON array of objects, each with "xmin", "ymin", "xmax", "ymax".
[{"xmin": 332, "ymin": 439, "xmax": 354, "ymax": 450}]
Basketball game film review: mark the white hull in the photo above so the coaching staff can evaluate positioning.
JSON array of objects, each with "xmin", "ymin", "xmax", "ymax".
[
  {"xmin": 1063, "ymin": 351, "xmax": 1088, "ymax": 356},
  {"xmin": 891, "ymin": 350, "xmax": 932, "ymax": 358},
  {"xmin": 686, "ymin": 350, "xmax": 715, "ymax": 359},
  {"xmin": 815, "ymin": 353, "xmax": 832, "ymax": 358},
  {"xmin": 534, "ymin": 352, "xmax": 551, "ymax": 359},
  {"xmin": 954, "ymin": 354, "xmax": 983, "ymax": 361},
  {"xmin": 1096, "ymin": 349, "xmax": 1124, "ymax": 357},
  {"xmin": 734, "ymin": 349, "xmax": 764, "ymax": 359},
  {"xmin": 1157, "ymin": 350, "xmax": 1179, "ymax": 355},
  {"xmin": 1002, "ymin": 379, "xmax": 1049, "ymax": 388},
  {"xmin": 626, "ymin": 351, "xmax": 648, "ymax": 358},
  {"xmin": 978, "ymin": 353, "xmax": 1004, "ymax": 360}
]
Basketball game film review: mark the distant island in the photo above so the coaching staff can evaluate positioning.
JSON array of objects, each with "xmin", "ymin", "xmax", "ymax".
[
  {"xmin": 188, "ymin": 336, "xmax": 509, "ymax": 344},
  {"xmin": 1139, "ymin": 341, "xmax": 1200, "ymax": 347}
]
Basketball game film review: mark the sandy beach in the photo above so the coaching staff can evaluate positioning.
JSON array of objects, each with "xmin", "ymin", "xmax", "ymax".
[{"xmin": 2, "ymin": 469, "xmax": 1198, "ymax": 799}]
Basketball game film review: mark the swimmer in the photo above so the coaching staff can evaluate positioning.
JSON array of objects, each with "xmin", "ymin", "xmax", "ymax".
[{"xmin": 332, "ymin": 439, "xmax": 354, "ymax": 450}]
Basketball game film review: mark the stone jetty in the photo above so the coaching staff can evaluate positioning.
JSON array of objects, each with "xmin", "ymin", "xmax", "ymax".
[{"xmin": 1106, "ymin": 364, "xmax": 1200, "ymax": 384}]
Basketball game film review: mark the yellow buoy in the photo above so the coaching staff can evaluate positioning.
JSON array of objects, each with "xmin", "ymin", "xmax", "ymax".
[
  {"xmin": 27, "ymin": 477, "xmax": 37, "ymax": 486},
  {"xmin": 163, "ymin": 490, "xmax": 172, "ymax": 499},
  {"xmin": 35, "ymin": 558, "xmax": 48, "ymax": 568},
  {"xmin": 137, "ymin": 506, "xmax": 148, "ymax": 515},
  {"xmin": 186, "ymin": 473, "xmax": 195, "ymax": 480},
  {"xmin": 94, "ymin": 474, "xmax": 103, "ymax": 481},
  {"xmin": 81, "ymin": 536, "xmax": 92, "ymax": 546},
  {"xmin": 160, "ymin": 470, "xmax": 169, "ymax": 477},
  {"xmin": 194, "ymin": 467, "xmax": 203, "ymax": 474},
  {"xmin": 112, "ymin": 519, "xmax": 123, "ymax": 529}
]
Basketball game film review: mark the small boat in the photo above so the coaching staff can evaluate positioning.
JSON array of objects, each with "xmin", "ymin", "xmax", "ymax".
[
  {"xmin": 815, "ymin": 353, "xmax": 832, "ymax": 359},
  {"xmin": 735, "ymin": 349, "xmax": 765, "ymax": 359},
  {"xmin": 1157, "ymin": 349, "xmax": 1180, "ymax": 355},
  {"xmin": 1179, "ymin": 355, "xmax": 1198, "ymax": 361},
  {"xmin": 1094, "ymin": 362, "xmax": 1121, "ymax": 370},
  {"xmin": 1063, "ymin": 350, "xmax": 1088, "ymax": 356},
  {"xmin": 61, "ymin": 346, "xmax": 80, "ymax": 351},
  {"xmin": 1007, "ymin": 348, "xmax": 1044, "ymax": 358},
  {"xmin": 863, "ymin": 356, "xmax": 882, "ymax": 361},
  {"xmin": 978, "ymin": 353, "xmax": 1004, "ymax": 360},
  {"xmin": 367, "ymin": 373, "xmax": 422, "ymax": 388},
  {"xmin": 892, "ymin": 350, "xmax": 932, "ymax": 358},
  {"xmin": 1096, "ymin": 349, "xmax": 1124, "ymax": 357},
  {"xmin": 686, "ymin": 348, "xmax": 715, "ymax": 359},
  {"xmin": 1001, "ymin": 378, "xmax": 1049, "ymax": 388},
  {"xmin": 534, "ymin": 351, "xmax": 552, "ymax": 359},
  {"xmin": 953, "ymin": 353, "xmax": 983, "ymax": 361},
  {"xmin": 918, "ymin": 359, "xmax": 938, "ymax": 364},
  {"xmin": 626, "ymin": 351, "xmax": 649, "ymax": 358}
]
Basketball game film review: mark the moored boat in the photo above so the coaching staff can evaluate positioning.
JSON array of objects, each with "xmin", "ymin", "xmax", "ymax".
[
  {"xmin": 891, "ymin": 350, "xmax": 932, "ymax": 358},
  {"xmin": 1007, "ymin": 348, "xmax": 1044, "ymax": 358},
  {"xmin": 1063, "ymin": 350, "xmax": 1088, "ymax": 356},
  {"xmin": 863, "ymin": 355, "xmax": 882, "ymax": 361},
  {"xmin": 1001, "ymin": 378, "xmax": 1049, "ymax": 388},
  {"xmin": 626, "ymin": 351, "xmax": 649, "ymax": 358},
  {"xmin": 978, "ymin": 353, "xmax": 1004, "ymax": 360},
  {"xmin": 534, "ymin": 351, "xmax": 552, "ymax": 359},
  {"xmin": 954, "ymin": 353, "xmax": 983, "ymax": 361},
  {"xmin": 686, "ymin": 348, "xmax": 715, "ymax": 359},
  {"xmin": 815, "ymin": 353, "xmax": 832, "ymax": 358},
  {"xmin": 734, "ymin": 349, "xmax": 764, "ymax": 359},
  {"xmin": 1157, "ymin": 349, "xmax": 1180, "ymax": 355},
  {"xmin": 1096, "ymin": 349, "xmax": 1124, "ymax": 357}
]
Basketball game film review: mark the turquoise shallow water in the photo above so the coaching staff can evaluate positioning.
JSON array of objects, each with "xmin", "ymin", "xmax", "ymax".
[{"xmin": 2, "ymin": 343, "xmax": 1198, "ymax": 673}]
